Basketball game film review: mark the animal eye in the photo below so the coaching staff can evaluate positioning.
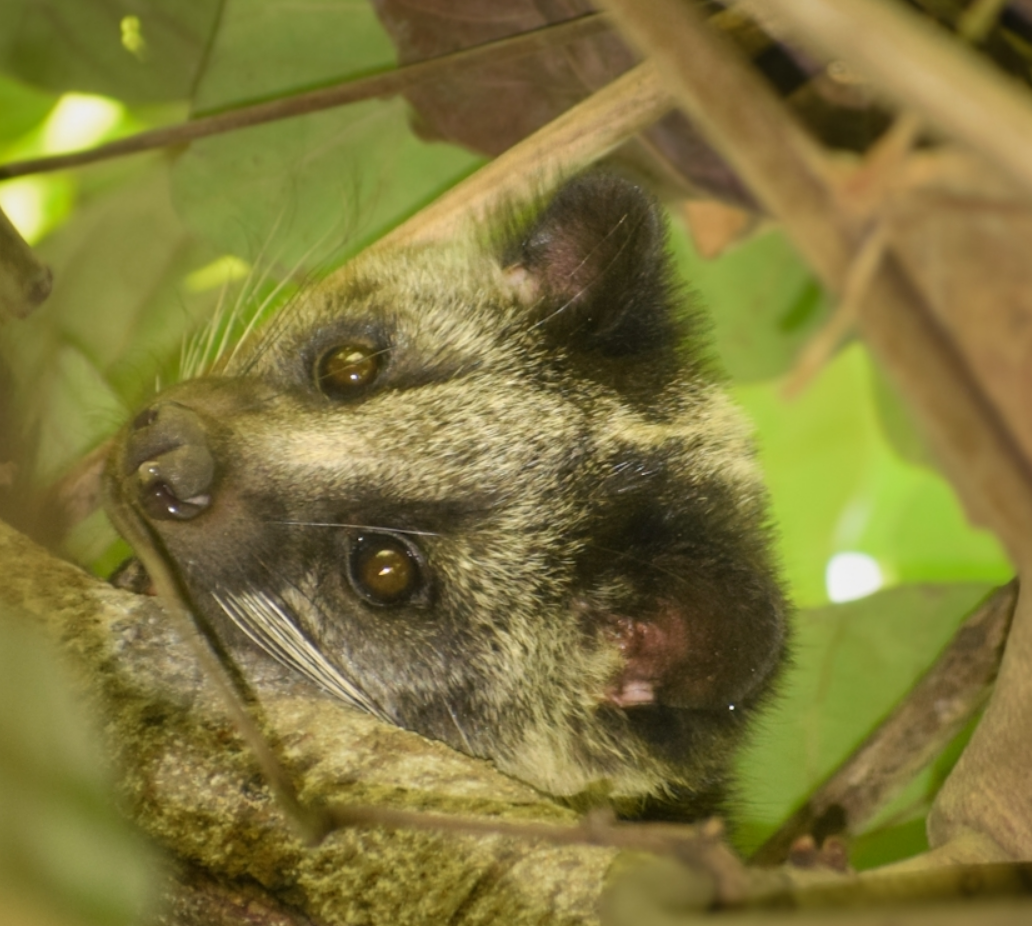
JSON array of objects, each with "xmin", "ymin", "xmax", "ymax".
[
  {"xmin": 348, "ymin": 533, "xmax": 425, "ymax": 607},
  {"xmin": 316, "ymin": 344, "xmax": 382, "ymax": 397}
]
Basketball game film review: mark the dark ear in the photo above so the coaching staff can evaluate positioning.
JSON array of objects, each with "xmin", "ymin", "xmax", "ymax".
[
  {"xmin": 503, "ymin": 174, "xmax": 677, "ymax": 357},
  {"xmin": 575, "ymin": 472, "xmax": 787, "ymax": 717}
]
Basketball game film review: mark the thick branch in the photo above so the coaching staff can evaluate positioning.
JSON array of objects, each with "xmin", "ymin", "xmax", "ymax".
[
  {"xmin": 752, "ymin": 0, "xmax": 1032, "ymax": 201},
  {"xmin": 0, "ymin": 518, "xmax": 618, "ymax": 925}
]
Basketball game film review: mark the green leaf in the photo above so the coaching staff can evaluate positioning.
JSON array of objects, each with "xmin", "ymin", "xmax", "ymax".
[
  {"xmin": 0, "ymin": 0, "xmax": 219, "ymax": 103},
  {"xmin": 171, "ymin": 99, "xmax": 483, "ymax": 273},
  {"xmin": 1, "ymin": 161, "xmax": 220, "ymax": 484},
  {"xmin": 191, "ymin": 0, "xmax": 396, "ymax": 111},
  {"xmin": 868, "ymin": 356, "xmax": 939, "ymax": 470},
  {"xmin": 0, "ymin": 607, "xmax": 156, "ymax": 925},
  {"xmin": 736, "ymin": 582, "xmax": 994, "ymax": 857},
  {"xmin": 735, "ymin": 344, "xmax": 1011, "ymax": 607},
  {"xmin": 667, "ymin": 221, "xmax": 832, "ymax": 382},
  {"xmin": 0, "ymin": 71, "xmax": 55, "ymax": 144},
  {"xmin": 171, "ymin": 0, "xmax": 483, "ymax": 271}
]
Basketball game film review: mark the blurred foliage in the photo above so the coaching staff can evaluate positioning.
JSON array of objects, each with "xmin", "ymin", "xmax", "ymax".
[
  {"xmin": 0, "ymin": 606, "xmax": 156, "ymax": 926},
  {"xmin": 0, "ymin": 0, "xmax": 1016, "ymax": 894}
]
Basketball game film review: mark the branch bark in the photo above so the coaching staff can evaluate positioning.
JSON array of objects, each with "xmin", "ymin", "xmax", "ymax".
[
  {"xmin": 0, "ymin": 204, "xmax": 51, "ymax": 320},
  {"xmin": 0, "ymin": 518, "xmax": 618, "ymax": 925}
]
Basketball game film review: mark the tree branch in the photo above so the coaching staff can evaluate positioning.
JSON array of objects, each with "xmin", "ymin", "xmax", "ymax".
[
  {"xmin": 0, "ymin": 204, "xmax": 51, "ymax": 319},
  {"xmin": 751, "ymin": 0, "xmax": 1032, "ymax": 201}
]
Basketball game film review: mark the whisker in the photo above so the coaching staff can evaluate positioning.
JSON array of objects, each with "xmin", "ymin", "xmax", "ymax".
[
  {"xmin": 214, "ymin": 588, "xmax": 392, "ymax": 723},
  {"xmin": 271, "ymin": 519, "xmax": 442, "ymax": 538}
]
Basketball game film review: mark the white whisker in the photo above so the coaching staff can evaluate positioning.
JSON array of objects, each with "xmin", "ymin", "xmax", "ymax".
[
  {"xmin": 214, "ymin": 589, "xmax": 392, "ymax": 723},
  {"xmin": 271, "ymin": 520, "xmax": 442, "ymax": 537}
]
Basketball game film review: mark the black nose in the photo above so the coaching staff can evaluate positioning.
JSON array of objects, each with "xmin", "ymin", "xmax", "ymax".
[{"xmin": 124, "ymin": 402, "xmax": 215, "ymax": 521}]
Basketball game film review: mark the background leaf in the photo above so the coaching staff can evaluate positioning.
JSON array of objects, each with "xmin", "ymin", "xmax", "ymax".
[
  {"xmin": 0, "ymin": 606, "xmax": 157, "ymax": 926},
  {"xmin": 171, "ymin": 0, "xmax": 484, "ymax": 273},
  {"xmin": 735, "ymin": 582, "xmax": 994, "ymax": 864},
  {"xmin": 0, "ymin": 0, "xmax": 219, "ymax": 103}
]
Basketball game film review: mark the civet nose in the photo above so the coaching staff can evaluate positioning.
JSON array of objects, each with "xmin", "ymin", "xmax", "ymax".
[{"xmin": 124, "ymin": 401, "xmax": 215, "ymax": 521}]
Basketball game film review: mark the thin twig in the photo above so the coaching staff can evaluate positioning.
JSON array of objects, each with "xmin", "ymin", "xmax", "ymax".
[
  {"xmin": 105, "ymin": 499, "xmax": 333, "ymax": 844},
  {"xmin": 835, "ymin": 111, "xmax": 923, "ymax": 218},
  {"xmin": 778, "ymin": 0, "xmax": 1008, "ymax": 395},
  {"xmin": 0, "ymin": 14, "xmax": 610, "ymax": 181},
  {"xmin": 598, "ymin": 0, "xmax": 853, "ymax": 286},
  {"xmin": 325, "ymin": 803, "xmax": 747, "ymax": 900},
  {"xmin": 752, "ymin": 581, "xmax": 1018, "ymax": 866},
  {"xmin": 781, "ymin": 220, "xmax": 888, "ymax": 397}
]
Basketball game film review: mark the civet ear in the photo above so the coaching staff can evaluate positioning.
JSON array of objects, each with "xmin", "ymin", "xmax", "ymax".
[
  {"xmin": 503, "ymin": 173, "xmax": 678, "ymax": 358},
  {"xmin": 574, "ymin": 478, "xmax": 788, "ymax": 718}
]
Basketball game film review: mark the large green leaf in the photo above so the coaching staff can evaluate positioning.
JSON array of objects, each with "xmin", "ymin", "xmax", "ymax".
[
  {"xmin": 171, "ymin": 0, "xmax": 482, "ymax": 272},
  {"xmin": 667, "ymin": 221, "xmax": 831, "ymax": 383},
  {"xmin": 1, "ymin": 160, "xmax": 220, "ymax": 486},
  {"xmin": 735, "ymin": 344, "xmax": 1011, "ymax": 607},
  {"xmin": 0, "ymin": 71, "xmax": 55, "ymax": 144},
  {"xmin": 0, "ymin": 607, "xmax": 156, "ymax": 925},
  {"xmin": 192, "ymin": 0, "xmax": 395, "ymax": 111},
  {"xmin": 0, "ymin": 0, "xmax": 219, "ymax": 102},
  {"xmin": 171, "ymin": 99, "xmax": 483, "ymax": 274},
  {"xmin": 735, "ymin": 582, "xmax": 995, "ymax": 863}
]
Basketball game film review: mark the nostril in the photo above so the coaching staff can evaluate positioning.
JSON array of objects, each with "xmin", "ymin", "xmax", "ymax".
[
  {"xmin": 123, "ymin": 402, "xmax": 217, "ymax": 521},
  {"xmin": 137, "ymin": 465, "xmax": 211, "ymax": 521}
]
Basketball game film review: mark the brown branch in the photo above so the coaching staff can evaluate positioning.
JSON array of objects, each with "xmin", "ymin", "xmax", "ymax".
[
  {"xmin": 323, "ymin": 803, "xmax": 754, "ymax": 904},
  {"xmin": 606, "ymin": 885, "xmax": 1032, "ymax": 926},
  {"xmin": 597, "ymin": 0, "xmax": 853, "ymax": 284},
  {"xmin": 752, "ymin": 0, "xmax": 1032, "ymax": 202},
  {"xmin": 600, "ymin": 0, "xmax": 1032, "ymax": 568},
  {"xmin": 752, "ymin": 581, "xmax": 1018, "ymax": 866},
  {"xmin": 0, "ymin": 14, "xmax": 610, "ymax": 181},
  {"xmin": 5, "ymin": 506, "xmax": 1032, "ymax": 920},
  {"xmin": 0, "ymin": 516, "xmax": 619, "ymax": 923},
  {"xmin": 0, "ymin": 204, "xmax": 51, "ymax": 319}
]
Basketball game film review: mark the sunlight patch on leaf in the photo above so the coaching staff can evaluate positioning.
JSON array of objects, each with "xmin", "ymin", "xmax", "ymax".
[
  {"xmin": 826, "ymin": 552, "xmax": 884, "ymax": 602},
  {"xmin": 185, "ymin": 255, "xmax": 251, "ymax": 292},
  {"xmin": 735, "ymin": 344, "xmax": 1011, "ymax": 607},
  {"xmin": 42, "ymin": 93, "xmax": 124, "ymax": 153}
]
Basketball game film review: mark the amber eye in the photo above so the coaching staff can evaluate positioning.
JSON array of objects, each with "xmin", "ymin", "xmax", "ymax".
[
  {"xmin": 316, "ymin": 344, "xmax": 382, "ymax": 398},
  {"xmin": 348, "ymin": 534, "xmax": 425, "ymax": 607}
]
